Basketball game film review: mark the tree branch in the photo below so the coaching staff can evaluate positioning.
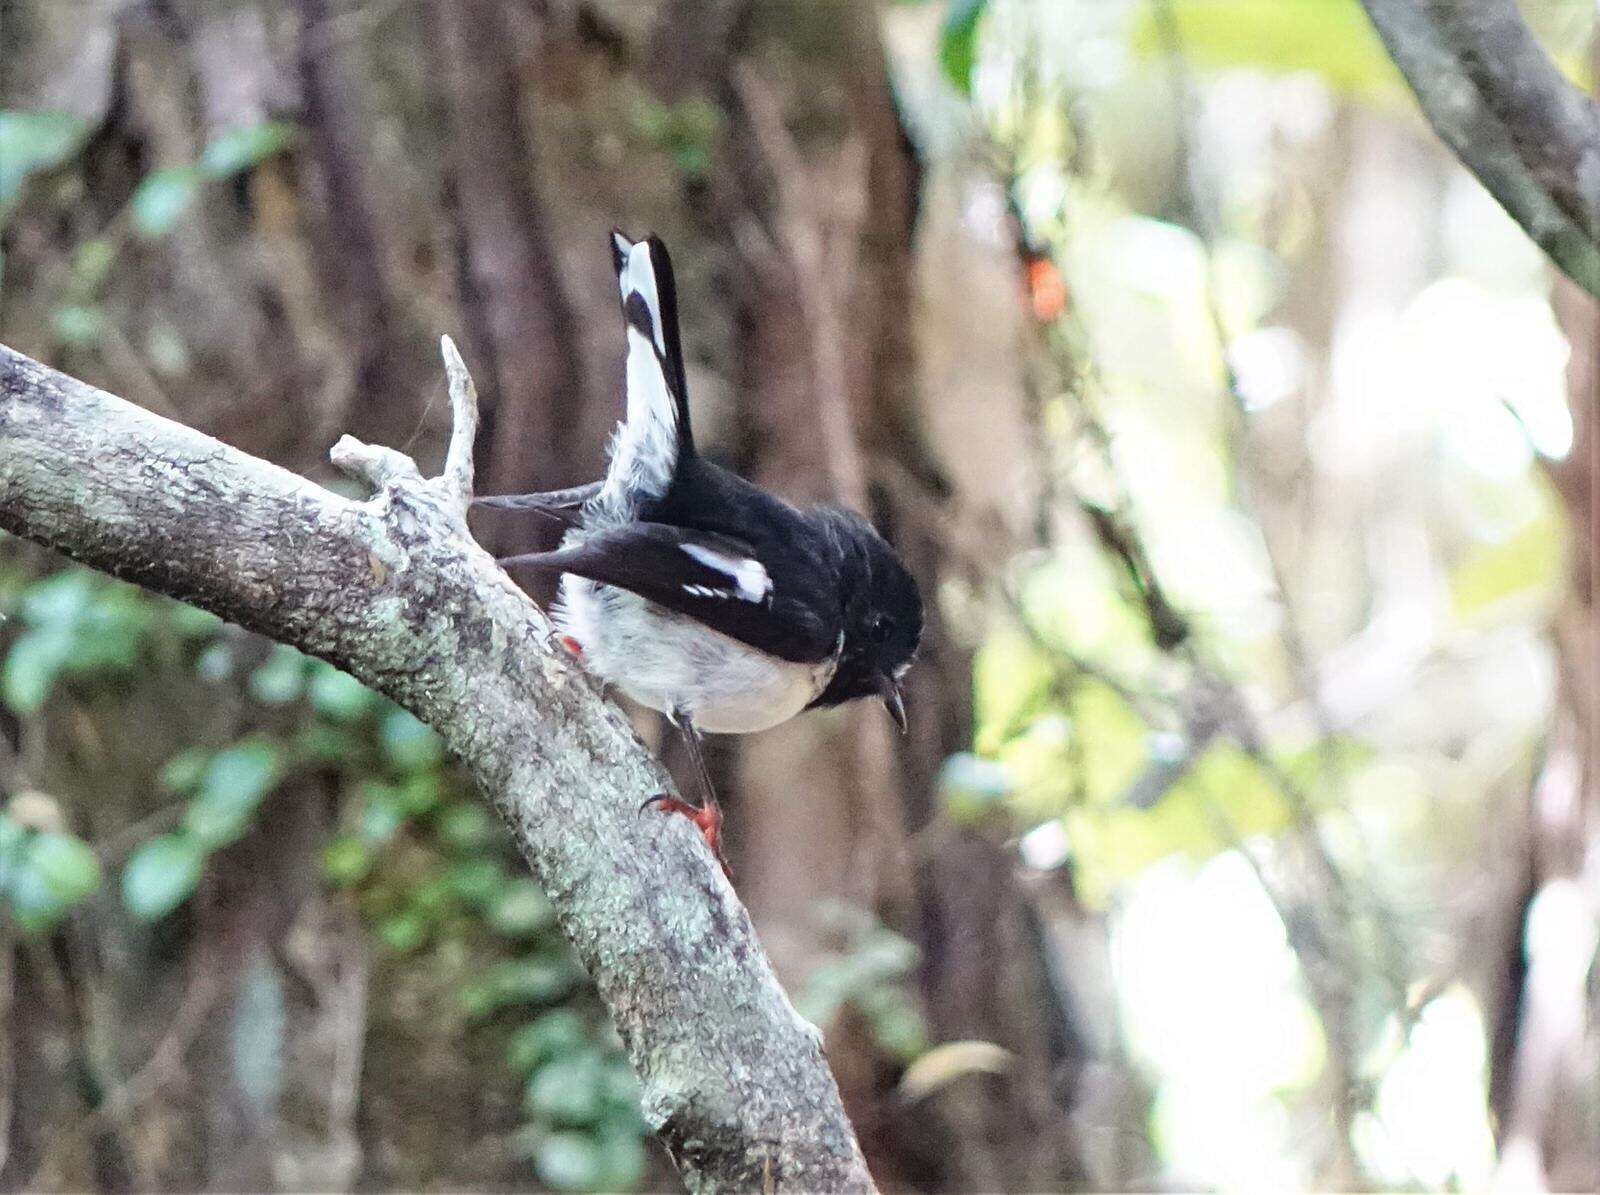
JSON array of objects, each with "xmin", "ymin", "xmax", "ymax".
[
  {"xmin": 0, "ymin": 339, "xmax": 874, "ymax": 1193},
  {"xmin": 1360, "ymin": 0, "xmax": 1600, "ymax": 298}
]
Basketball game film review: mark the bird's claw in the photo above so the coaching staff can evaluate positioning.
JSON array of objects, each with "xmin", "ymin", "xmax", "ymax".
[{"xmin": 641, "ymin": 793, "xmax": 731, "ymax": 879}]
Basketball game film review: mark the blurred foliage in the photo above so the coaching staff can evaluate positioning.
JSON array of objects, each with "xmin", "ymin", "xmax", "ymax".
[
  {"xmin": 796, "ymin": 902, "xmax": 928, "ymax": 1063},
  {"xmin": 0, "ymin": 554, "xmax": 648, "ymax": 1191},
  {"xmin": 131, "ymin": 121, "xmax": 297, "ymax": 240},
  {"xmin": 629, "ymin": 95, "xmax": 723, "ymax": 183},
  {"xmin": 939, "ymin": 0, "xmax": 990, "ymax": 96},
  {"xmin": 0, "ymin": 109, "xmax": 92, "ymax": 227},
  {"xmin": 0, "ymin": 109, "xmax": 297, "ymax": 350},
  {"xmin": 1128, "ymin": 0, "xmax": 1398, "ymax": 95},
  {"xmin": 926, "ymin": 0, "xmax": 1577, "ymax": 1186}
]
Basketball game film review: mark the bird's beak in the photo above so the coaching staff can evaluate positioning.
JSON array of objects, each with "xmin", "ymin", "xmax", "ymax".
[{"xmin": 877, "ymin": 676, "xmax": 908, "ymax": 735}]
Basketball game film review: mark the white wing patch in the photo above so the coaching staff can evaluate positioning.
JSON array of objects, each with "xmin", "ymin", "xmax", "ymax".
[{"xmin": 679, "ymin": 543, "xmax": 772, "ymax": 603}]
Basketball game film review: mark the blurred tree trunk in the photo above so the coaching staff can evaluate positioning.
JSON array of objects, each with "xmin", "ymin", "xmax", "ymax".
[
  {"xmin": 433, "ymin": 0, "xmax": 588, "ymax": 559},
  {"xmin": 647, "ymin": 2, "xmax": 1089, "ymax": 1188},
  {"xmin": 1489, "ymin": 277, "xmax": 1600, "ymax": 1194}
]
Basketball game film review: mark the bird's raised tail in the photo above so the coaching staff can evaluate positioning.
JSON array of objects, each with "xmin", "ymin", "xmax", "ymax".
[{"xmin": 601, "ymin": 231, "xmax": 694, "ymax": 514}]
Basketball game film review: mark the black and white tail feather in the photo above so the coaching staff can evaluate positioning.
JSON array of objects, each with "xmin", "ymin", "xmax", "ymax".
[
  {"xmin": 597, "ymin": 232, "xmax": 692, "ymax": 522},
  {"xmin": 475, "ymin": 229, "xmax": 922, "ymax": 745}
]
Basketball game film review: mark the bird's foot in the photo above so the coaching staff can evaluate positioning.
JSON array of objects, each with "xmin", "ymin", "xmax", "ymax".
[
  {"xmin": 641, "ymin": 794, "xmax": 730, "ymax": 879},
  {"xmin": 543, "ymin": 629, "xmax": 584, "ymax": 660}
]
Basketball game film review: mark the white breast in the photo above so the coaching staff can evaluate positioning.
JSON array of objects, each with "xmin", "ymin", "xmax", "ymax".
[{"xmin": 556, "ymin": 576, "xmax": 837, "ymax": 735}]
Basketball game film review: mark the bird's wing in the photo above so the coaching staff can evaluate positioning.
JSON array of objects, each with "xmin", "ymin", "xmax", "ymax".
[
  {"xmin": 602, "ymin": 232, "xmax": 694, "ymax": 507},
  {"xmin": 500, "ymin": 523, "xmax": 839, "ymax": 664},
  {"xmin": 470, "ymin": 481, "xmax": 601, "ymax": 524}
]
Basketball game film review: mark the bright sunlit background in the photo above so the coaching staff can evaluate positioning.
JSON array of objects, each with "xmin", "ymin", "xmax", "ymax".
[{"xmin": 892, "ymin": 0, "xmax": 1587, "ymax": 1188}]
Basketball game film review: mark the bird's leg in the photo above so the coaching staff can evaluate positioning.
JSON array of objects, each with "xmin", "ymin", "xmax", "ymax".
[{"xmin": 640, "ymin": 716, "xmax": 729, "ymax": 879}]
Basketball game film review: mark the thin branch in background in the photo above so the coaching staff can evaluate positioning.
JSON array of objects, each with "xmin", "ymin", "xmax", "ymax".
[
  {"xmin": 732, "ymin": 63, "xmax": 871, "ymax": 512},
  {"xmin": 24, "ymin": 933, "xmax": 227, "ymax": 1191},
  {"xmin": 0, "ymin": 929, "xmax": 12, "ymax": 1179},
  {"xmin": 1150, "ymin": 0, "xmax": 1415, "ymax": 995},
  {"xmin": 979, "ymin": 24, "xmax": 1429, "ymax": 1180},
  {"xmin": 1358, "ymin": 0, "xmax": 1600, "ymax": 299}
]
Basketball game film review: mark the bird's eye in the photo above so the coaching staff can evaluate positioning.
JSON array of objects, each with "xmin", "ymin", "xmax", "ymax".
[{"xmin": 868, "ymin": 617, "xmax": 892, "ymax": 644}]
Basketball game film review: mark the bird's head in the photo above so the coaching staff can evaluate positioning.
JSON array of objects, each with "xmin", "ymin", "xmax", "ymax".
[{"xmin": 809, "ymin": 509, "xmax": 923, "ymax": 731}]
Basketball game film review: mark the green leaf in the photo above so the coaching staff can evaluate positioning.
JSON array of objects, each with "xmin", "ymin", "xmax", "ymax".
[
  {"xmin": 28, "ymin": 832, "xmax": 101, "ymax": 901},
  {"xmin": 487, "ymin": 879, "xmax": 556, "ymax": 939},
  {"xmin": 444, "ymin": 858, "xmax": 505, "ymax": 906},
  {"xmin": 939, "ymin": 0, "xmax": 987, "ymax": 97},
  {"xmin": 70, "ymin": 237, "xmax": 117, "ymax": 291},
  {"xmin": 436, "ymin": 803, "xmax": 496, "ymax": 853},
  {"xmin": 131, "ymin": 167, "xmax": 203, "ymax": 239},
  {"xmin": 506, "ymin": 1010, "xmax": 589, "ymax": 1075},
  {"xmin": 308, "ymin": 665, "xmax": 376, "ymax": 722},
  {"xmin": 357, "ymin": 787, "xmax": 406, "ymax": 846},
  {"xmin": 168, "ymin": 603, "xmax": 223, "ymax": 638},
  {"xmin": 525, "ymin": 1051, "xmax": 607, "ymax": 1126},
  {"xmin": 5, "ymin": 831, "xmax": 102, "ymax": 932},
  {"xmin": 0, "ymin": 815, "xmax": 26, "ymax": 896},
  {"xmin": 2, "ymin": 626, "xmax": 74, "ymax": 713},
  {"xmin": 183, "ymin": 741, "xmax": 283, "ymax": 847},
  {"xmin": 159, "ymin": 747, "xmax": 210, "ymax": 795},
  {"xmin": 248, "ymin": 646, "xmax": 306, "ymax": 705},
  {"xmin": 598, "ymin": 1057, "xmax": 643, "ymax": 1111},
  {"xmin": 1068, "ymin": 743, "xmax": 1290, "ymax": 906},
  {"xmin": 0, "ymin": 110, "xmax": 92, "ymax": 213},
  {"xmin": 595, "ymin": 1126, "xmax": 648, "ymax": 1189},
  {"xmin": 407, "ymin": 875, "xmax": 457, "ymax": 918},
  {"xmin": 0, "ymin": 814, "xmax": 25, "ymax": 860},
  {"xmin": 972, "ymin": 628, "xmax": 1056, "ymax": 754},
  {"xmin": 199, "ymin": 121, "xmax": 295, "ymax": 179},
  {"xmin": 202, "ymin": 741, "xmax": 283, "ymax": 804},
  {"xmin": 461, "ymin": 958, "xmax": 579, "ymax": 1019},
  {"xmin": 856, "ymin": 984, "xmax": 928, "ymax": 1061},
  {"xmin": 395, "ymin": 773, "xmax": 443, "ymax": 816},
  {"xmin": 68, "ymin": 593, "xmax": 151, "ymax": 674},
  {"xmin": 122, "ymin": 833, "xmax": 205, "ymax": 921},
  {"xmin": 50, "ymin": 304, "xmax": 103, "ymax": 348},
  {"xmin": 1450, "ymin": 510, "xmax": 1563, "ymax": 623},
  {"xmin": 18, "ymin": 571, "xmax": 94, "ymax": 627},
  {"xmin": 295, "ymin": 723, "xmax": 358, "ymax": 765},
  {"xmin": 533, "ymin": 1132, "xmax": 605, "ymax": 1191},
  {"xmin": 379, "ymin": 708, "xmax": 444, "ymax": 773},
  {"xmin": 322, "ymin": 835, "xmax": 372, "ymax": 888},
  {"xmin": 377, "ymin": 910, "xmax": 429, "ymax": 954},
  {"xmin": 195, "ymin": 641, "xmax": 234, "ymax": 682},
  {"xmin": 937, "ymin": 753, "xmax": 1013, "ymax": 824}
]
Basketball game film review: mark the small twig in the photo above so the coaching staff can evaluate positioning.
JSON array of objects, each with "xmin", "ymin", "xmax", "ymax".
[
  {"xmin": 1153, "ymin": 0, "xmax": 1416, "ymax": 1015},
  {"xmin": 24, "ymin": 941, "xmax": 225, "ymax": 1192},
  {"xmin": 331, "ymin": 337, "xmax": 478, "ymax": 513},
  {"xmin": 328, "ymin": 435, "xmax": 421, "ymax": 490},
  {"xmin": 439, "ymin": 335, "xmax": 477, "ymax": 512}
]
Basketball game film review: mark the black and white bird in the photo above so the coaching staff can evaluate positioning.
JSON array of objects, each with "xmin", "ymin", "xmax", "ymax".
[{"xmin": 474, "ymin": 231, "xmax": 923, "ymax": 872}]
